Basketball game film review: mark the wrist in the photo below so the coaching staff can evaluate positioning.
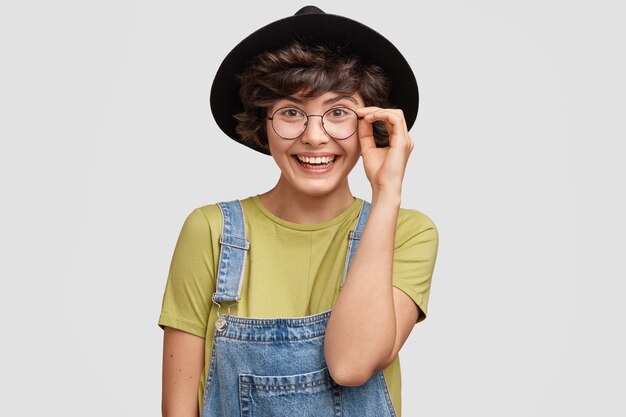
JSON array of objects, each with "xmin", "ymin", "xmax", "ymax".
[{"xmin": 371, "ymin": 187, "xmax": 402, "ymax": 208}]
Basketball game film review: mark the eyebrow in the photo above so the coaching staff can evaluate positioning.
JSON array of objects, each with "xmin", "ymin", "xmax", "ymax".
[{"xmin": 281, "ymin": 95, "xmax": 360, "ymax": 106}]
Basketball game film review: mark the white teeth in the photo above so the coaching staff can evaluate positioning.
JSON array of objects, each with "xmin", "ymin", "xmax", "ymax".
[{"xmin": 296, "ymin": 155, "xmax": 335, "ymax": 164}]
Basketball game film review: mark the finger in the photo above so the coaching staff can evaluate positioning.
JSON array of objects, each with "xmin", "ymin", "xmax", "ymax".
[
  {"xmin": 362, "ymin": 109, "xmax": 409, "ymax": 146},
  {"xmin": 356, "ymin": 110, "xmax": 377, "ymax": 155},
  {"xmin": 361, "ymin": 109, "xmax": 405, "ymax": 131},
  {"xmin": 363, "ymin": 109, "xmax": 406, "ymax": 133},
  {"xmin": 354, "ymin": 106, "xmax": 383, "ymax": 115}
]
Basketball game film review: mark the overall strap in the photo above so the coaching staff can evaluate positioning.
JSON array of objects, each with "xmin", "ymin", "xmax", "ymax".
[
  {"xmin": 340, "ymin": 200, "xmax": 371, "ymax": 289},
  {"xmin": 212, "ymin": 200, "xmax": 250, "ymax": 305}
]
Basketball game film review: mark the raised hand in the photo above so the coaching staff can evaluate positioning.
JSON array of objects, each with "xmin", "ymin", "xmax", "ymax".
[{"xmin": 355, "ymin": 106, "xmax": 414, "ymax": 198}]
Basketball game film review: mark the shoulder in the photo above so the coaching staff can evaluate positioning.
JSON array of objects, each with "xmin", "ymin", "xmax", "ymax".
[
  {"xmin": 393, "ymin": 207, "xmax": 439, "ymax": 256},
  {"xmin": 396, "ymin": 207, "xmax": 438, "ymax": 242},
  {"xmin": 191, "ymin": 196, "xmax": 257, "ymax": 233},
  {"xmin": 170, "ymin": 206, "xmax": 214, "ymax": 251},
  {"xmin": 194, "ymin": 203, "xmax": 222, "ymax": 230}
]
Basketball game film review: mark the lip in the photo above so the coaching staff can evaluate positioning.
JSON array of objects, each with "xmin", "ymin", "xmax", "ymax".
[
  {"xmin": 291, "ymin": 154, "xmax": 339, "ymax": 175},
  {"xmin": 292, "ymin": 152, "xmax": 339, "ymax": 157}
]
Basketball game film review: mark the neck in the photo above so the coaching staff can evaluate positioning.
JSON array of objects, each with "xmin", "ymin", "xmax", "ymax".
[{"xmin": 259, "ymin": 175, "xmax": 356, "ymax": 224}]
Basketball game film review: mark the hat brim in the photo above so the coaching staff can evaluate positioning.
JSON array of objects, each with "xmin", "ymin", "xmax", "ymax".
[{"xmin": 210, "ymin": 11, "xmax": 419, "ymax": 155}]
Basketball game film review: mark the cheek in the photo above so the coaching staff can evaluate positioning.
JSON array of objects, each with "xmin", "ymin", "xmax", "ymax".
[
  {"xmin": 346, "ymin": 139, "xmax": 362, "ymax": 159},
  {"xmin": 266, "ymin": 130, "xmax": 284, "ymax": 155},
  {"xmin": 267, "ymin": 137, "xmax": 294, "ymax": 166}
]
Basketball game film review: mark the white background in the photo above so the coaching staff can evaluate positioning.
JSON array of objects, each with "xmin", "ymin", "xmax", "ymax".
[{"xmin": 1, "ymin": 0, "xmax": 624, "ymax": 416}]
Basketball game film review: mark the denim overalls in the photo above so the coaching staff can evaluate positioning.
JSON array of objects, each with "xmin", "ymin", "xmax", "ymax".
[{"xmin": 201, "ymin": 199, "xmax": 398, "ymax": 417}]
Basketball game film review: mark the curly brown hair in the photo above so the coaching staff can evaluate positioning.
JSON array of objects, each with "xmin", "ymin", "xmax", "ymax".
[{"xmin": 234, "ymin": 41, "xmax": 392, "ymax": 154}]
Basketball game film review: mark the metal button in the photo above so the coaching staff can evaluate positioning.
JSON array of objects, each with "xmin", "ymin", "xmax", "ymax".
[{"xmin": 215, "ymin": 316, "xmax": 227, "ymax": 331}]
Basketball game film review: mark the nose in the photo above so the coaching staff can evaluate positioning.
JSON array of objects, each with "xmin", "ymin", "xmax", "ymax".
[{"xmin": 301, "ymin": 115, "xmax": 330, "ymax": 146}]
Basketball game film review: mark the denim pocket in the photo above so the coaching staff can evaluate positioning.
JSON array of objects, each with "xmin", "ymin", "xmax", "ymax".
[{"xmin": 239, "ymin": 366, "xmax": 341, "ymax": 417}]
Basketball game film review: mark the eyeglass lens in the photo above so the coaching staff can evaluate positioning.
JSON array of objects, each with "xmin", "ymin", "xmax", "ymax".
[{"xmin": 271, "ymin": 107, "xmax": 359, "ymax": 140}]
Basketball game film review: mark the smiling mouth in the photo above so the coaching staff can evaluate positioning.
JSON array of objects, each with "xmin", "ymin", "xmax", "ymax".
[{"xmin": 293, "ymin": 155, "xmax": 338, "ymax": 169}]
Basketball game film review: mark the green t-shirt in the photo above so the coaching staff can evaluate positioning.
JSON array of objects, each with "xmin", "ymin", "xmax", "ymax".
[{"xmin": 158, "ymin": 194, "xmax": 439, "ymax": 416}]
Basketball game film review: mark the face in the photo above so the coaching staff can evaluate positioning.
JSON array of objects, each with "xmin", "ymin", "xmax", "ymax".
[{"xmin": 265, "ymin": 90, "xmax": 363, "ymax": 198}]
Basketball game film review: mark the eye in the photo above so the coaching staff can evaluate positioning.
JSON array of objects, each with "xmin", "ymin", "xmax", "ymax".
[
  {"xmin": 326, "ymin": 107, "xmax": 351, "ymax": 119},
  {"xmin": 278, "ymin": 107, "xmax": 304, "ymax": 118}
]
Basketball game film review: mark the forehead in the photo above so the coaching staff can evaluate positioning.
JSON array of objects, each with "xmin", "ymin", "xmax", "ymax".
[{"xmin": 273, "ymin": 91, "xmax": 363, "ymax": 108}]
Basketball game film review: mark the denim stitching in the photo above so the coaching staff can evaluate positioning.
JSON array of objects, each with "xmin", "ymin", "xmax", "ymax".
[
  {"xmin": 222, "ymin": 310, "xmax": 332, "ymax": 325},
  {"xmin": 377, "ymin": 371, "xmax": 398, "ymax": 417},
  {"xmin": 216, "ymin": 333, "xmax": 326, "ymax": 342},
  {"xmin": 201, "ymin": 327, "xmax": 220, "ymax": 414}
]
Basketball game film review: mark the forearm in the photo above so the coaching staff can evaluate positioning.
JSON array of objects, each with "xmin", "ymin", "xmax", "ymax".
[{"xmin": 324, "ymin": 189, "xmax": 400, "ymax": 386}]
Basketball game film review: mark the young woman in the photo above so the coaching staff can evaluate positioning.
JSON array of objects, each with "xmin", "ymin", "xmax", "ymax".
[{"xmin": 158, "ymin": 6, "xmax": 439, "ymax": 417}]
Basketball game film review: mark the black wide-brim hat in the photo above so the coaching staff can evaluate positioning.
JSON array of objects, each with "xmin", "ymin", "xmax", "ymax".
[{"xmin": 210, "ymin": 5, "xmax": 419, "ymax": 155}]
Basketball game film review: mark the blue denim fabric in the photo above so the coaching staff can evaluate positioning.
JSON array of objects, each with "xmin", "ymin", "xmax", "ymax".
[
  {"xmin": 202, "ymin": 199, "xmax": 398, "ymax": 417},
  {"xmin": 212, "ymin": 201, "xmax": 250, "ymax": 305}
]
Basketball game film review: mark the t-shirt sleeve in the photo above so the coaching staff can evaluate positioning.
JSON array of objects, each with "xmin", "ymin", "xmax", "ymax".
[
  {"xmin": 392, "ymin": 209, "xmax": 439, "ymax": 324},
  {"xmin": 158, "ymin": 208, "xmax": 216, "ymax": 338}
]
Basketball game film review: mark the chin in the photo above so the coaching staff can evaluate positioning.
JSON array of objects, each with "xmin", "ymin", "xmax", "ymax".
[
  {"xmin": 285, "ymin": 177, "xmax": 344, "ymax": 198},
  {"xmin": 296, "ymin": 184, "xmax": 338, "ymax": 198}
]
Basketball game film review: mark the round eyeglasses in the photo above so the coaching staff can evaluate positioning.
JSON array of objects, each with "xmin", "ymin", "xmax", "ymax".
[{"xmin": 266, "ymin": 106, "xmax": 363, "ymax": 140}]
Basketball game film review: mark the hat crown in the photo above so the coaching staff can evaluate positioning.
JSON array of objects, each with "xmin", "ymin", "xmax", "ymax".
[{"xmin": 295, "ymin": 5, "xmax": 325, "ymax": 16}]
